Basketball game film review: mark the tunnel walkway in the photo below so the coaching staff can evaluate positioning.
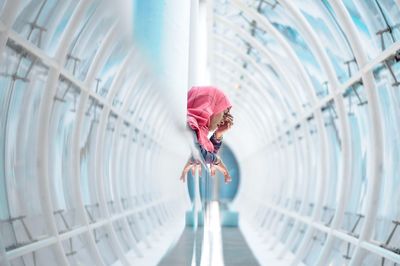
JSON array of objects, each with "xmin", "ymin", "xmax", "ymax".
[
  {"xmin": 221, "ymin": 227, "xmax": 259, "ymax": 266},
  {"xmin": 158, "ymin": 226, "xmax": 259, "ymax": 266},
  {"xmin": 157, "ymin": 195, "xmax": 260, "ymax": 265}
]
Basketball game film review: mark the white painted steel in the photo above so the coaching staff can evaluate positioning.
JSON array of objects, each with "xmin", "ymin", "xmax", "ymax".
[{"xmin": 327, "ymin": 1, "xmax": 384, "ymax": 265}]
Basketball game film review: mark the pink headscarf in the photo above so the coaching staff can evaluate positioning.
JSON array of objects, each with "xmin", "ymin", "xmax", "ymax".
[{"xmin": 187, "ymin": 86, "xmax": 232, "ymax": 152}]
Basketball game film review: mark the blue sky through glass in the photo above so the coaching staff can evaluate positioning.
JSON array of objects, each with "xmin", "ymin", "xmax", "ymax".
[{"xmin": 133, "ymin": 0, "xmax": 164, "ymax": 73}]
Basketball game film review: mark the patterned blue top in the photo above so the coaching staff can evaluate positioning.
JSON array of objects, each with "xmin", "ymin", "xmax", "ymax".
[{"xmin": 191, "ymin": 133, "xmax": 222, "ymax": 164}]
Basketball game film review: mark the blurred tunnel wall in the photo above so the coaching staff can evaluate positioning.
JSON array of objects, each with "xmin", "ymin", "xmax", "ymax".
[
  {"xmin": 1, "ymin": 0, "xmax": 400, "ymax": 266},
  {"xmin": 0, "ymin": 0, "xmax": 191, "ymax": 265}
]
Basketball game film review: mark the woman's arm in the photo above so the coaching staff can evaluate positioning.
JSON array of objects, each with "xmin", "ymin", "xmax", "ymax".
[
  {"xmin": 210, "ymin": 133, "xmax": 222, "ymax": 153},
  {"xmin": 192, "ymin": 143, "xmax": 218, "ymax": 164}
]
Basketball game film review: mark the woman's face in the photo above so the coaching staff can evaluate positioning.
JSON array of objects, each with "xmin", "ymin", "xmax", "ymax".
[{"xmin": 209, "ymin": 110, "xmax": 225, "ymax": 131}]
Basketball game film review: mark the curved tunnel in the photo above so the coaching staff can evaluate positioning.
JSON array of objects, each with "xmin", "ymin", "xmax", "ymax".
[{"xmin": 1, "ymin": 0, "xmax": 400, "ymax": 265}]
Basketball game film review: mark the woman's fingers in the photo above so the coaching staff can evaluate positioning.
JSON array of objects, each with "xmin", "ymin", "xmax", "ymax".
[
  {"xmin": 180, "ymin": 174, "xmax": 186, "ymax": 182},
  {"xmin": 183, "ymin": 159, "xmax": 232, "ymax": 184},
  {"xmin": 224, "ymin": 114, "xmax": 233, "ymax": 124},
  {"xmin": 212, "ymin": 161, "xmax": 232, "ymax": 183},
  {"xmin": 225, "ymin": 116, "xmax": 233, "ymax": 123},
  {"xmin": 180, "ymin": 162, "xmax": 192, "ymax": 182},
  {"xmin": 192, "ymin": 165, "xmax": 196, "ymax": 176},
  {"xmin": 210, "ymin": 165, "xmax": 216, "ymax": 176},
  {"xmin": 181, "ymin": 160, "xmax": 194, "ymax": 182},
  {"xmin": 224, "ymin": 175, "xmax": 232, "ymax": 183}
]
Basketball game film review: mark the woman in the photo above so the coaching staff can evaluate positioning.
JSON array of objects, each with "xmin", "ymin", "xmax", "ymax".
[{"xmin": 180, "ymin": 86, "xmax": 234, "ymax": 183}]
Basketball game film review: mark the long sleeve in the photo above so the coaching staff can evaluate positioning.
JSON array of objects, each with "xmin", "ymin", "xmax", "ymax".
[
  {"xmin": 210, "ymin": 133, "xmax": 222, "ymax": 153},
  {"xmin": 189, "ymin": 129, "xmax": 222, "ymax": 164},
  {"xmin": 198, "ymin": 144, "xmax": 218, "ymax": 164},
  {"xmin": 195, "ymin": 134, "xmax": 223, "ymax": 164}
]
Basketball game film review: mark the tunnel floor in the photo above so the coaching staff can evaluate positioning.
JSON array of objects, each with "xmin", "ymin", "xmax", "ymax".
[{"xmin": 158, "ymin": 226, "xmax": 259, "ymax": 266}]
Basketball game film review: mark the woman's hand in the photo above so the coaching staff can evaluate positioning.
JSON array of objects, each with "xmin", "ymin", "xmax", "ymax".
[
  {"xmin": 210, "ymin": 159, "xmax": 232, "ymax": 183},
  {"xmin": 180, "ymin": 158, "xmax": 231, "ymax": 184},
  {"xmin": 180, "ymin": 160, "xmax": 201, "ymax": 182},
  {"xmin": 215, "ymin": 112, "xmax": 233, "ymax": 137}
]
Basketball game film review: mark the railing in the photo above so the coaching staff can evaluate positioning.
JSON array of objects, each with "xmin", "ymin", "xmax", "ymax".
[{"xmin": 187, "ymin": 130, "xmax": 224, "ymax": 266}]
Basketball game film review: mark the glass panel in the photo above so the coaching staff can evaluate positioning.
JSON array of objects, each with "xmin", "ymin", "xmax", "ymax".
[
  {"xmin": 320, "ymin": 100, "xmax": 342, "ymax": 223},
  {"xmin": 350, "ymin": 0, "xmax": 400, "ymax": 52},
  {"xmin": 0, "ymin": 44, "xmax": 50, "ymax": 251},
  {"xmin": 9, "ymin": 244, "xmax": 61, "ymax": 266},
  {"xmin": 104, "ymin": 113, "xmax": 117, "ymax": 214},
  {"xmin": 373, "ymin": 62, "xmax": 400, "ymax": 248},
  {"xmin": 97, "ymin": 41, "xmax": 128, "ymax": 98},
  {"xmin": 378, "ymin": 0, "xmax": 400, "ymax": 28},
  {"xmin": 339, "ymin": 83, "xmax": 369, "ymax": 235},
  {"xmin": 236, "ymin": 11, "xmax": 312, "ymax": 109},
  {"xmin": 280, "ymin": 217, "xmax": 295, "ymax": 243},
  {"xmin": 11, "ymin": 0, "xmax": 77, "ymax": 50},
  {"xmin": 112, "ymin": 122, "xmax": 130, "ymax": 213},
  {"xmin": 62, "ymin": 233, "xmax": 99, "ymax": 265},
  {"xmin": 112, "ymin": 220, "xmax": 130, "ymax": 252},
  {"xmin": 64, "ymin": 5, "xmax": 115, "ymax": 81},
  {"xmin": 250, "ymin": 0, "xmax": 329, "ymax": 99},
  {"xmin": 280, "ymin": 134, "xmax": 296, "ymax": 210},
  {"xmin": 138, "ymin": 211, "xmax": 151, "ymax": 238},
  {"xmin": 112, "ymin": 70, "xmax": 137, "ymax": 109},
  {"xmin": 80, "ymin": 96, "xmax": 103, "ymax": 222},
  {"xmin": 303, "ymin": 231, "xmax": 327, "ymax": 265},
  {"xmin": 326, "ymin": 238, "xmax": 356, "ymax": 264},
  {"xmin": 306, "ymin": 118, "xmax": 320, "ymax": 217},
  {"xmin": 92, "ymin": 226, "xmax": 118, "ymax": 265},
  {"xmin": 46, "ymin": 0, "xmax": 81, "ymax": 55},
  {"xmin": 49, "ymin": 78, "xmax": 83, "ymax": 233},
  {"xmin": 127, "ymin": 215, "xmax": 143, "ymax": 244},
  {"xmin": 120, "ymin": 126, "xmax": 135, "ymax": 211},
  {"xmin": 290, "ymin": 223, "xmax": 307, "ymax": 253},
  {"xmin": 341, "ymin": 0, "xmax": 380, "ymax": 59},
  {"xmin": 293, "ymin": 129, "xmax": 305, "ymax": 212},
  {"xmin": 361, "ymin": 252, "xmax": 391, "ymax": 266},
  {"xmin": 212, "ymin": 9, "xmax": 302, "ymax": 114},
  {"xmin": 296, "ymin": 0, "xmax": 354, "ymax": 83},
  {"xmin": 0, "ymin": 0, "xmax": 5, "ymax": 14}
]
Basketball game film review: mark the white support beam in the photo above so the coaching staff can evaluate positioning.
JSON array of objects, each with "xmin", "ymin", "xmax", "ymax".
[
  {"xmin": 245, "ymin": 196, "xmax": 400, "ymax": 264},
  {"xmin": 213, "ymin": 53, "xmax": 278, "ymax": 143},
  {"xmin": 214, "ymin": 15, "xmax": 304, "ymax": 118},
  {"xmin": 226, "ymin": 2, "xmax": 330, "ymax": 262},
  {"xmin": 71, "ymin": 20, "xmax": 124, "ymax": 266},
  {"xmin": 214, "ymin": 14, "xmax": 319, "ymax": 256},
  {"xmin": 214, "ymin": 72, "xmax": 273, "ymax": 144},
  {"xmin": 6, "ymin": 196, "xmax": 178, "ymax": 260},
  {"xmin": 213, "ymin": 35, "xmax": 289, "ymax": 128},
  {"xmin": 327, "ymin": 1, "xmax": 384, "ymax": 265},
  {"xmin": 93, "ymin": 47, "xmax": 145, "ymax": 263},
  {"xmin": 214, "ymin": 55, "xmax": 306, "ymax": 250},
  {"xmin": 34, "ymin": 1, "xmax": 92, "ymax": 266},
  {"xmin": 276, "ymin": 2, "xmax": 353, "ymax": 265}
]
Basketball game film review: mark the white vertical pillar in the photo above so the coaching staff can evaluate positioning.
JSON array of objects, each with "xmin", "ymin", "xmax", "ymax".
[
  {"xmin": 188, "ymin": 0, "xmax": 199, "ymax": 87},
  {"xmin": 198, "ymin": 0, "xmax": 208, "ymax": 83},
  {"xmin": 206, "ymin": 0, "xmax": 214, "ymax": 83},
  {"xmin": 187, "ymin": 0, "xmax": 204, "ymax": 246}
]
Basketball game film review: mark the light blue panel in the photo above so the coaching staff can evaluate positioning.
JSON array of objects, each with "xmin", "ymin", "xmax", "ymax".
[
  {"xmin": 133, "ymin": 0, "xmax": 165, "ymax": 73},
  {"xmin": 185, "ymin": 210, "xmax": 238, "ymax": 227}
]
